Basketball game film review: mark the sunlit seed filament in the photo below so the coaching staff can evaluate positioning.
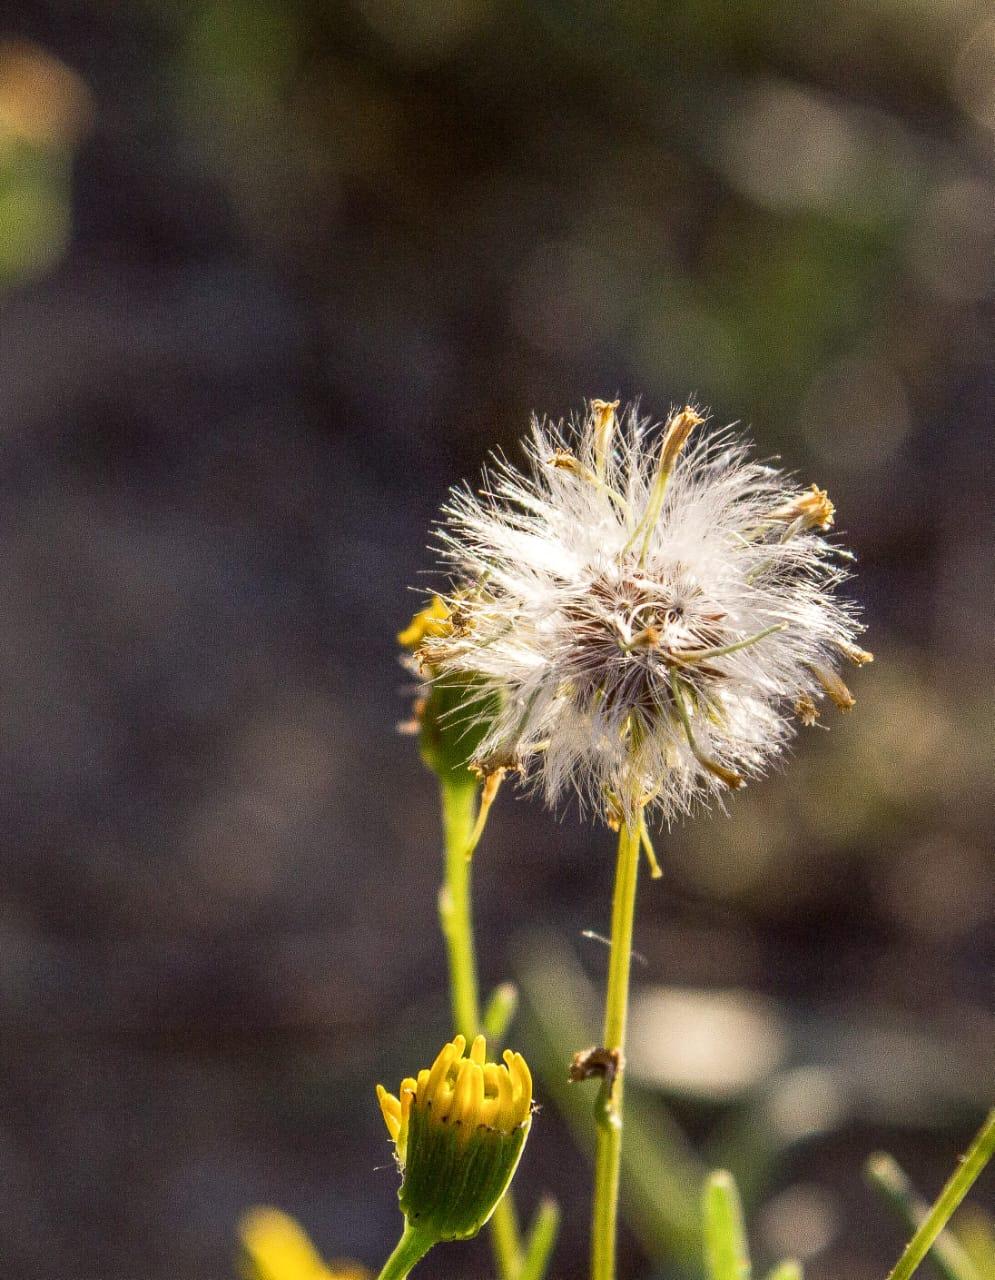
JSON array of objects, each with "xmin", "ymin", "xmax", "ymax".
[
  {"xmin": 670, "ymin": 622, "xmax": 788, "ymax": 665},
  {"xmin": 590, "ymin": 398, "xmax": 619, "ymax": 482},
  {"xmin": 669, "ymin": 671, "xmax": 745, "ymax": 790},
  {"xmin": 622, "ymin": 406, "xmax": 702, "ymax": 567},
  {"xmin": 805, "ymin": 662, "xmax": 856, "ymax": 711}
]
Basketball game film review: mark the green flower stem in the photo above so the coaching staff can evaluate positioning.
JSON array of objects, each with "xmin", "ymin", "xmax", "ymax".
[
  {"xmin": 438, "ymin": 776, "xmax": 524, "ymax": 1280},
  {"xmin": 516, "ymin": 932, "xmax": 701, "ymax": 1265},
  {"xmin": 886, "ymin": 1110, "xmax": 995, "ymax": 1280},
  {"xmin": 377, "ymin": 1223, "xmax": 436, "ymax": 1280},
  {"xmin": 439, "ymin": 778, "xmax": 481, "ymax": 1041},
  {"xmin": 591, "ymin": 820, "xmax": 642, "ymax": 1280}
]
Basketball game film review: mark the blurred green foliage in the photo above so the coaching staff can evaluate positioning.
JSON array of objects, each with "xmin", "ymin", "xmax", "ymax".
[{"xmin": 0, "ymin": 40, "xmax": 91, "ymax": 282}]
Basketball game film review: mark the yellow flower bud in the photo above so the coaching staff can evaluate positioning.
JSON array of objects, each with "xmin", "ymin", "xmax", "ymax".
[{"xmin": 376, "ymin": 1035, "xmax": 533, "ymax": 1242}]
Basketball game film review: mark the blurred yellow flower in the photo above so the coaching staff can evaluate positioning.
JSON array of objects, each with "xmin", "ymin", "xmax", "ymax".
[{"xmin": 238, "ymin": 1207, "xmax": 370, "ymax": 1280}]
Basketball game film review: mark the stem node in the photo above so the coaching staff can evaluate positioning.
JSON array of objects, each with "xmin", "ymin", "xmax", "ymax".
[{"xmin": 589, "ymin": 820, "xmax": 642, "ymax": 1280}]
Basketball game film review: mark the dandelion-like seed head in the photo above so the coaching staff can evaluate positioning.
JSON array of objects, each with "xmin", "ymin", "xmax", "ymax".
[
  {"xmin": 376, "ymin": 1035, "xmax": 533, "ymax": 1241},
  {"xmin": 415, "ymin": 400, "xmax": 871, "ymax": 828}
]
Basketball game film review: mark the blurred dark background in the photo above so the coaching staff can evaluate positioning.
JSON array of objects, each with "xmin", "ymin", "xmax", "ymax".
[{"xmin": 0, "ymin": 2, "xmax": 992, "ymax": 1278}]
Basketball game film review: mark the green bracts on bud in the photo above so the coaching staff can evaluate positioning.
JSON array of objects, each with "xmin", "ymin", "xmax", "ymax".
[
  {"xmin": 399, "ymin": 1101, "xmax": 530, "ymax": 1241},
  {"xmin": 398, "ymin": 599, "xmax": 501, "ymax": 785},
  {"xmin": 416, "ymin": 675, "xmax": 499, "ymax": 784}
]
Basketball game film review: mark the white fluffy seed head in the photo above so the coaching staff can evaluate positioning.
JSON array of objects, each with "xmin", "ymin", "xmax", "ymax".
[{"xmin": 416, "ymin": 400, "xmax": 870, "ymax": 828}]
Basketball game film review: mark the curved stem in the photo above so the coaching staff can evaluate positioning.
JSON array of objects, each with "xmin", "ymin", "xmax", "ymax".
[
  {"xmin": 591, "ymin": 820, "xmax": 642, "ymax": 1280},
  {"xmin": 886, "ymin": 1110, "xmax": 995, "ymax": 1280},
  {"xmin": 377, "ymin": 1223, "xmax": 435, "ymax": 1280},
  {"xmin": 438, "ymin": 777, "xmax": 523, "ymax": 1279},
  {"xmin": 866, "ymin": 1153, "xmax": 978, "ymax": 1280}
]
